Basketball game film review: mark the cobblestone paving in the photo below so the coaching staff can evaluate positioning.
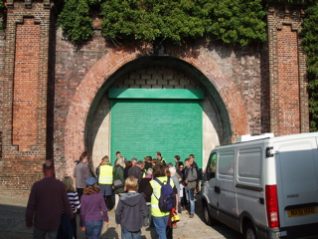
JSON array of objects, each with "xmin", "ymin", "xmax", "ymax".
[{"xmin": 0, "ymin": 195, "xmax": 240, "ymax": 239}]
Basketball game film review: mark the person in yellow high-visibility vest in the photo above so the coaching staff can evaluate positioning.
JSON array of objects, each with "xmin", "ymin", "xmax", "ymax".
[
  {"xmin": 150, "ymin": 164, "xmax": 177, "ymax": 239},
  {"xmin": 96, "ymin": 155, "xmax": 113, "ymax": 209}
]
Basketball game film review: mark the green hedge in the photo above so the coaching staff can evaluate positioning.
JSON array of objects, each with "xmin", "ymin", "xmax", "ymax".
[
  {"xmin": 0, "ymin": 0, "xmax": 4, "ymax": 31},
  {"xmin": 57, "ymin": 0, "xmax": 93, "ymax": 44},
  {"xmin": 59, "ymin": 0, "xmax": 266, "ymax": 46},
  {"xmin": 301, "ymin": 2, "xmax": 318, "ymax": 131}
]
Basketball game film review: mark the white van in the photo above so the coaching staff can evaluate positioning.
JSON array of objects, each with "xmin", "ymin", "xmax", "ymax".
[{"xmin": 201, "ymin": 132, "xmax": 318, "ymax": 239}]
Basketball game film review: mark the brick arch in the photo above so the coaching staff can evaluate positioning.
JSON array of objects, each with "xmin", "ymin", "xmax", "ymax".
[{"xmin": 63, "ymin": 48, "xmax": 248, "ymax": 177}]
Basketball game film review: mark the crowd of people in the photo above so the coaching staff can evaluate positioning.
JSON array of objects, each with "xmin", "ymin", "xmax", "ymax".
[{"xmin": 25, "ymin": 151, "xmax": 200, "ymax": 239}]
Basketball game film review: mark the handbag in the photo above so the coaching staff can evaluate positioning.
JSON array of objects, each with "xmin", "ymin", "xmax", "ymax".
[{"xmin": 113, "ymin": 179, "xmax": 123, "ymax": 189}]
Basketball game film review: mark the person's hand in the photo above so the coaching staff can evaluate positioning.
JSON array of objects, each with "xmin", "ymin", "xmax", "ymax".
[{"xmin": 80, "ymin": 227, "xmax": 86, "ymax": 232}]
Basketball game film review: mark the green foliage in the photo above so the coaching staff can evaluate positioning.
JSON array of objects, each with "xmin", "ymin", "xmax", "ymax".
[
  {"xmin": 196, "ymin": 0, "xmax": 266, "ymax": 46},
  {"xmin": 0, "ymin": 0, "xmax": 4, "ymax": 31},
  {"xmin": 58, "ymin": 0, "xmax": 266, "ymax": 46},
  {"xmin": 57, "ymin": 0, "xmax": 93, "ymax": 44},
  {"xmin": 100, "ymin": 0, "xmax": 266, "ymax": 46},
  {"xmin": 100, "ymin": 0, "xmax": 205, "ymax": 44},
  {"xmin": 301, "ymin": 2, "xmax": 318, "ymax": 131}
]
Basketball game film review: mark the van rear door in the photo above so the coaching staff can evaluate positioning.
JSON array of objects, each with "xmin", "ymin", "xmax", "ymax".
[{"xmin": 275, "ymin": 136, "xmax": 318, "ymax": 228}]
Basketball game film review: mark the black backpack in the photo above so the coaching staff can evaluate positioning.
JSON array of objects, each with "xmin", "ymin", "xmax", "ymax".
[{"xmin": 153, "ymin": 177, "xmax": 175, "ymax": 212}]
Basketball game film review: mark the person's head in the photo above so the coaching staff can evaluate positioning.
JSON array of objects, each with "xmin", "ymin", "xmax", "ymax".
[
  {"xmin": 189, "ymin": 154, "xmax": 195, "ymax": 164},
  {"xmin": 79, "ymin": 151, "xmax": 88, "ymax": 163},
  {"xmin": 169, "ymin": 166, "xmax": 176, "ymax": 177},
  {"xmin": 116, "ymin": 151, "xmax": 122, "ymax": 159},
  {"xmin": 43, "ymin": 160, "xmax": 54, "ymax": 177},
  {"xmin": 131, "ymin": 157, "xmax": 137, "ymax": 166},
  {"xmin": 84, "ymin": 177, "xmax": 100, "ymax": 195},
  {"xmin": 185, "ymin": 158, "xmax": 190, "ymax": 167},
  {"xmin": 174, "ymin": 155, "xmax": 180, "ymax": 162},
  {"xmin": 115, "ymin": 156, "xmax": 126, "ymax": 168},
  {"xmin": 178, "ymin": 161, "xmax": 184, "ymax": 171},
  {"xmin": 126, "ymin": 160, "xmax": 132, "ymax": 168},
  {"xmin": 156, "ymin": 152, "xmax": 162, "ymax": 160},
  {"xmin": 145, "ymin": 167, "xmax": 153, "ymax": 178},
  {"xmin": 137, "ymin": 160, "xmax": 144, "ymax": 169},
  {"xmin": 124, "ymin": 176, "xmax": 138, "ymax": 192},
  {"xmin": 63, "ymin": 176, "xmax": 75, "ymax": 192},
  {"xmin": 100, "ymin": 155, "xmax": 110, "ymax": 165},
  {"xmin": 153, "ymin": 163, "xmax": 166, "ymax": 178},
  {"xmin": 85, "ymin": 177, "xmax": 97, "ymax": 187}
]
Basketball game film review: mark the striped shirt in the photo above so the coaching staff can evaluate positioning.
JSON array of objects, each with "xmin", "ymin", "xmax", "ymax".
[{"xmin": 67, "ymin": 191, "xmax": 81, "ymax": 213}]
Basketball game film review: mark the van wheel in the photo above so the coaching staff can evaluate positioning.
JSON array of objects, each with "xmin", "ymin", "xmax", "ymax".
[
  {"xmin": 202, "ymin": 201, "xmax": 217, "ymax": 225},
  {"xmin": 203, "ymin": 203, "xmax": 212, "ymax": 225},
  {"xmin": 244, "ymin": 223, "xmax": 256, "ymax": 239}
]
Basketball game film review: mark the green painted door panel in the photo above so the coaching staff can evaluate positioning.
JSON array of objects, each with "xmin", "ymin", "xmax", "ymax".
[{"xmin": 110, "ymin": 100, "xmax": 203, "ymax": 167}]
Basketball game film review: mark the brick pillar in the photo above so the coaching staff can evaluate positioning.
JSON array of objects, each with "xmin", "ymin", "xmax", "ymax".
[
  {"xmin": 267, "ymin": 5, "xmax": 309, "ymax": 136},
  {"xmin": 0, "ymin": 0, "xmax": 52, "ymax": 191}
]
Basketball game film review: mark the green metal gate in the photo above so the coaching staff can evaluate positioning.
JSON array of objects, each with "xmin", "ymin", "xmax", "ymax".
[{"xmin": 109, "ymin": 88, "xmax": 203, "ymax": 167}]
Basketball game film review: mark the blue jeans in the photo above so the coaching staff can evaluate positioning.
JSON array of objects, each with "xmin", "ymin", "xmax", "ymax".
[
  {"xmin": 121, "ymin": 227, "xmax": 141, "ymax": 239},
  {"xmin": 186, "ymin": 188, "xmax": 195, "ymax": 215},
  {"xmin": 85, "ymin": 220, "xmax": 103, "ymax": 239},
  {"xmin": 152, "ymin": 216, "xmax": 169, "ymax": 239}
]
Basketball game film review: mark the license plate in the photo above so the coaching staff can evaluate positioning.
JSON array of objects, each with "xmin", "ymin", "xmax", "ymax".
[{"xmin": 287, "ymin": 207, "xmax": 318, "ymax": 217}]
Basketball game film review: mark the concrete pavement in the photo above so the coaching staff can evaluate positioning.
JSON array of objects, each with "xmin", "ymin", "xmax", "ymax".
[{"xmin": 0, "ymin": 192, "xmax": 240, "ymax": 239}]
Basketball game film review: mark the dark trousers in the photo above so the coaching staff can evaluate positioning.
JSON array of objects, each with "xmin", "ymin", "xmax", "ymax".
[
  {"xmin": 34, "ymin": 227, "xmax": 57, "ymax": 239},
  {"xmin": 57, "ymin": 214, "xmax": 73, "ymax": 239}
]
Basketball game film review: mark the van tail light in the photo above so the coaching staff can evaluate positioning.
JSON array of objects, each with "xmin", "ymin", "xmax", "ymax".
[{"xmin": 266, "ymin": 185, "xmax": 280, "ymax": 228}]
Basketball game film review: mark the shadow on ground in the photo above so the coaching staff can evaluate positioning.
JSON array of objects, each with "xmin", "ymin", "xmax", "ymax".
[{"xmin": 0, "ymin": 194, "xmax": 241, "ymax": 239}]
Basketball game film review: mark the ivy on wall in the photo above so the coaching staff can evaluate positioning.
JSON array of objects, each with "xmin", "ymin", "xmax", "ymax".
[
  {"xmin": 59, "ymin": 0, "xmax": 266, "ymax": 46},
  {"xmin": 301, "ymin": 2, "xmax": 318, "ymax": 131},
  {"xmin": 0, "ymin": 0, "xmax": 316, "ymax": 130},
  {"xmin": 195, "ymin": 0, "xmax": 266, "ymax": 46},
  {"xmin": 57, "ymin": 0, "xmax": 93, "ymax": 44},
  {"xmin": 0, "ymin": 0, "xmax": 4, "ymax": 31}
]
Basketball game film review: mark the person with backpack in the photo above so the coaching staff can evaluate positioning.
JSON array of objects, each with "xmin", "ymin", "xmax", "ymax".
[{"xmin": 150, "ymin": 164, "xmax": 177, "ymax": 239}]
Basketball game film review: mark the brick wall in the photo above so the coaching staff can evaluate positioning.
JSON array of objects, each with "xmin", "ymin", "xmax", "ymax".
[
  {"xmin": 12, "ymin": 18, "xmax": 40, "ymax": 151},
  {"xmin": 267, "ymin": 5, "xmax": 308, "ymax": 135},
  {"xmin": 0, "ymin": 2, "xmax": 309, "ymax": 195},
  {"xmin": 276, "ymin": 25, "xmax": 300, "ymax": 135},
  {"xmin": 0, "ymin": 1, "xmax": 51, "ymax": 193},
  {"xmin": 0, "ymin": 31, "xmax": 4, "ymax": 163},
  {"xmin": 54, "ymin": 30, "xmax": 263, "ymax": 178}
]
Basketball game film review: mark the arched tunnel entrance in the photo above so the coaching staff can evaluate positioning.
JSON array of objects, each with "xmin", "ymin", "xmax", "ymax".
[{"xmin": 85, "ymin": 57, "xmax": 232, "ymax": 169}]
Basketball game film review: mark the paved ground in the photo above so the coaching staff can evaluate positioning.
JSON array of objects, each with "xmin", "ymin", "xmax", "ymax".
[{"xmin": 0, "ymin": 193, "xmax": 241, "ymax": 239}]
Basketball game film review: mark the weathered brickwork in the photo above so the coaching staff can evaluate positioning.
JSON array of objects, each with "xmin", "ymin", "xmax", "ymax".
[
  {"xmin": 54, "ymin": 31, "xmax": 264, "ymax": 177},
  {"xmin": 12, "ymin": 18, "xmax": 40, "ymax": 151},
  {"xmin": 276, "ymin": 26, "xmax": 300, "ymax": 135},
  {"xmin": 0, "ymin": 32, "xmax": 4, "ymax": 162},
  {"xmin": 0, "ymin": 1, "xmax": 51, "ymax": 192},
  {"xmin": 0, "ymin": 2, "xmax": 309, "ymax": 195},
  {"xmin": 267, "ymin": 5, "xmax": 308, "ymax": 135}
]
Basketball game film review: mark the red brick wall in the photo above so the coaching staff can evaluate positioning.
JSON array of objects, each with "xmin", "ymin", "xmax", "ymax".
[
  {"xmin": 12, "ymin": 19, "xmax": 40, "ymax": 151},
  {"xmin": 267, "ymin": 5, "xmax": 308, "ymax": 135},
  {"xmin": 276, "ymin": 25, "xmax": 300, "ymax": 135},
  {"xmin": 0, "ymin": 1, "xmax": 51, "ymax": 195},
  {"xmin": 54, "ymin": 32, "xmax": 262, "ymax": 178},
  {"xmin": 0, "ymin": 3, "xmax": 309, "ymax": 196}
]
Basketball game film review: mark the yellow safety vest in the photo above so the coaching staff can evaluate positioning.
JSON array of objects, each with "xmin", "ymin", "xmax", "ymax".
[
  {"xmin": 98, "ymin": 164, "xmax": 113, "ymax": 185},
  {"xmin": 150, "ymin": 176, "xmax": 175, "ymax": 217}
]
